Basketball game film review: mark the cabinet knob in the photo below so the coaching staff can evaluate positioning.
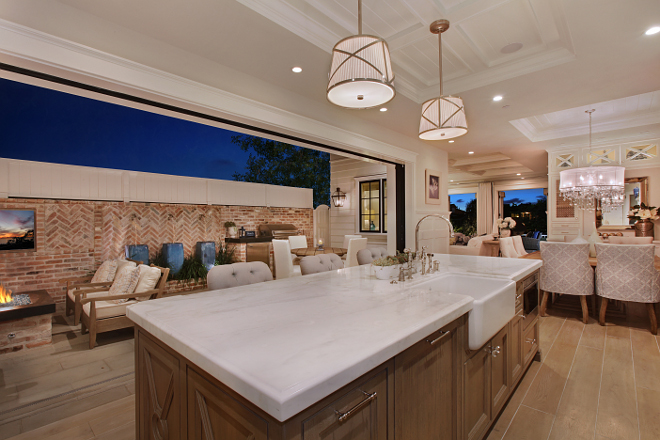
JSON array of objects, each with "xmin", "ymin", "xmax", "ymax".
[{"xmin": 526, "ymin": 338, "xmax": 537, "ymax": 345}]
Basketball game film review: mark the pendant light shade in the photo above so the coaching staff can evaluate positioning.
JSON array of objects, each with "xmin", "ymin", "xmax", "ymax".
[
  {"xmin": 419, "ymin": 20, "xmax": 468, "ymax": 140},
  {"xmin": 327, "ymin": 0, "xmax": 395, "ymax": 109}
]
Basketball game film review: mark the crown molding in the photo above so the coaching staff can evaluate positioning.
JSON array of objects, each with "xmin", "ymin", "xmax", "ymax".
[{"xmin": 0, "ymin": 19, "xmax": 418, "ymax": 164}]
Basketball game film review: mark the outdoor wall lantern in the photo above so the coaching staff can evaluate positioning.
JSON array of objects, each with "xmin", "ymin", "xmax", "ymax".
[{"xmin": 332, "ymin": 188, "xmax": 347, "ymax": 208}]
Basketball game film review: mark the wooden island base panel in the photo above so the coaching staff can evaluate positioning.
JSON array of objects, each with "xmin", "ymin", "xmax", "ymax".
[{"xmin": 135, "ymin": 269, "xmax": 540, "ymax": 440}]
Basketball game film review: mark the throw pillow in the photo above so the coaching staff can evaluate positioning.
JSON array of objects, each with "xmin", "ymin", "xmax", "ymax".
[
  {"xmin": 108, "ymin": 265, "xmax": 140, "ymax": 304},
  {"xmin": 91, "ymin": 260, "xmax": 118, "ymax": 283},
  {"xmin": 115, "ymin": 259, "xmax": 137, "ymax": 275},
  {"xmin": 134, "ymin": 265, "xmax": 162, "ymax": 301}
]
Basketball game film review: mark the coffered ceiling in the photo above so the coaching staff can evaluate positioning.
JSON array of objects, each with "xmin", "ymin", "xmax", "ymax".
[{"xmin": 237, "ymin": 0, "xmax": 575, "ymax": 102}]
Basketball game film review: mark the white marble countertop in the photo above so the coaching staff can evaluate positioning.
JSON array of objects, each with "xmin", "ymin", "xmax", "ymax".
[{"xmin": 127, "ymin": 254, "xmax": 541, "ymax": 422}]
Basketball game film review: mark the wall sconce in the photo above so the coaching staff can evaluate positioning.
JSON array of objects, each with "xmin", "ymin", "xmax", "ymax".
[{"xmin": 331, "ymin": 188, "xmax": 346, "ymax": 208}]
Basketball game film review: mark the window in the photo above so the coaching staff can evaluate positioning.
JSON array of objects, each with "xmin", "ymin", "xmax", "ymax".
[{"xmin": 359, "ymin": 179, "xmax": 387, "ymax": 233}]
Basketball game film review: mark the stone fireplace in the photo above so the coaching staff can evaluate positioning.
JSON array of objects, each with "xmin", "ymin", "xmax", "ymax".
[{"xmin": 0, "ymin": 287, "xmax": 56, "ymax": 354}]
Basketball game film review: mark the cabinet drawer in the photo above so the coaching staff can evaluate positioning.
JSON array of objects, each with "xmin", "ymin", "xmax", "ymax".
[
  {"xmin": 522, "ymin": 321, "xmax": 539, "ymax": 366},
  {"xmin": 522, "ymin": 273, "xmax": 538, "ymax": 290},
  {"xmin": 302, "ymin": 367, "xmax": 389, "ymax": 440}
]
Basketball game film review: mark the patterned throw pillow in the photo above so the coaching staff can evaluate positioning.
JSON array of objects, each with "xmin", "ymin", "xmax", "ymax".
[
  {"xmin": 91, "ymin": 260, "xmax": 118, "ymax": 283},
  {"xmin": 108, "ymin": 266, "xmax": 140, "ymax": 304},
  {"xmin": 134, "ymin": 265, "xmax": 162, "ymax": 301}
]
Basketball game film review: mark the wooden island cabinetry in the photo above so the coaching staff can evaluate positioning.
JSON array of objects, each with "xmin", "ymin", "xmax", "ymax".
[{"xmin": 134, "ymin": 267, "xmax": 541, "ymax": 440}]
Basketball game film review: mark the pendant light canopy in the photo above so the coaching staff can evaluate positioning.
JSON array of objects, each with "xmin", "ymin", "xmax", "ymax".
[
  {"xmin": 419, "ymin": 20, "xmax": 468, "ymax": 140},
  {"xmin": 559, "ymin": 110, "xmax": 625, "ymax": 212},
  {"xmin": 327, "ymin": 0, "xmax": 395, "ymax": 109}
]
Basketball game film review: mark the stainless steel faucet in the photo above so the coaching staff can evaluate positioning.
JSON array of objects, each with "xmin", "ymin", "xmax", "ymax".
[{"xmin": 414, "ymin": 214, "xmax": 455, "ymax": 254}]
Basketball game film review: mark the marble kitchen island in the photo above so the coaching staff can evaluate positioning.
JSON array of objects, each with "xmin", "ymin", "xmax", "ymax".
[{"xmin": 128, "ymin": 254, "xmax": 541, "ymax": 440}]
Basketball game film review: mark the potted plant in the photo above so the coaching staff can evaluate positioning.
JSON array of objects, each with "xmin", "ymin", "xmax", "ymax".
[
  {"xmin": 628, "ymin": 203, "xmax": 658, "ymax": 237},
  {"xmin": 224, "ymin": 221, "xmax": 238, "ymax": 238},
  {"xmin": 372, "ymin": 256, "xmax": 399, "ymax": 280},
  {"xmin": 215, "ymin": 243, "xmax": 237, "ymax": 265},
  {"xmin": 496, "ymin": 217, "xmax": 516, "ymax": 237},
  {"xmin": 176, "ymin": 253, "xmax": 209, "ymax": 289}
]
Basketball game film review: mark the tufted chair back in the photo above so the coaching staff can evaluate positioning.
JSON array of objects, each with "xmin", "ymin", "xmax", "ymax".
[
  {"xmin": 207, "ymin": 262, "xmax": 273, "ymax": 290},
  {"xmin": 595, "ymin": 244, "xmax": 660, "ymax": 303},
  {"xmin": 356, "ymin": 247, "xmax": 389, "ymax": 265},
  {"xmin": 300, "ymin": 254, "xmax": 344, "ymax": 275},
  {"xmin": 540, "ymin": 242, "xmax": 593, "ymax": 296}
]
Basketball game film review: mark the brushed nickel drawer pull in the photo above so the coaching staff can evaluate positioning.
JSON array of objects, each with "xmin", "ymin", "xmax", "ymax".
[
  {"xmin": 526, "ymin": 338, "xmax": 536, "ymax": 345},
  {"xmin": 426, "ymin": 331, "xmax": 451, "ymax": 346},
  {"xmin": 336, "ymin": 390, "xmax": 377, "ymax": 423}
]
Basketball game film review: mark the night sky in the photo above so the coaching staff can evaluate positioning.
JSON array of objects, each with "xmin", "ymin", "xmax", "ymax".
[
  {"xmin": 0, "ymin": 78, "xmax": 250, "ymax": 180},
  {"xmin": 451, "ymin": 188, "xmax": 546, "ymax": 211}
]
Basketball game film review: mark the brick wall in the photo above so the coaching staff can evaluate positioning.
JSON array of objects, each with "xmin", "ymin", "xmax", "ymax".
[{"xmin": 0, "ymin": 198, "xmax": 312, "ymax": 303}]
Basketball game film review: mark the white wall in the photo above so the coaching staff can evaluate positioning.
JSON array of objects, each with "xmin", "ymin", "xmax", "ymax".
[
  {"xmin": 330, "ymin": 156, "xmax": 388, "ymax": 250},
  {"xmin": 0, "ymin": 158, "xmax": 313, "ymax": 208}
]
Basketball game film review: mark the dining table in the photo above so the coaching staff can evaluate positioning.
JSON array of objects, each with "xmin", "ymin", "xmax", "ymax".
[{"xmin": 291, "ymin": 247, "xmax": 347, "ymax": 257}]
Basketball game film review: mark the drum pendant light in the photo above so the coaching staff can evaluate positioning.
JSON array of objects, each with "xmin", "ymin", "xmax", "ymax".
[
  {"xmin": 419, "ymin": 20, "xmax": 468, "ymax": 140},
  {"xmin": 327, "ymin": 0, "xmax": 395, "ymax": 109}
]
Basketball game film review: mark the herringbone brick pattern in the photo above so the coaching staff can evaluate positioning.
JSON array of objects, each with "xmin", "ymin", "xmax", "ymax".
[{"xmin": 44, "ymin": 204, "xmax": 94, "ymax": 252}]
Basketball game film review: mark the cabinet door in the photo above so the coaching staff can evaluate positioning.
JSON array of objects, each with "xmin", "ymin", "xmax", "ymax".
[
  {"xmin": 510, "ymin": 314, "xmax": 524, "ymax": 385},
  {"xmin": 187, "ymin": 369, "xmax": 268, "ymax": 440},
  {"xmin": 463, "ymin": 348, "xmax": 491, "ymax": 440},
  {"xmin": 137, "ymin": 331, "xmax": 182, "ymax": 440},
  {"xmin": 395, "ymin": 323, "xmax": 459, "ymax": 440},
  {"xmin": 523, "ymin": 320, "xmax": 539, "ymax": 367},
  {"xmin": 302, "ymin": 367, "xmax": 390, "ymax": 440},
  {"xmin": 490, "ymin": 326, "xmax": 510, "ymax": 417}
]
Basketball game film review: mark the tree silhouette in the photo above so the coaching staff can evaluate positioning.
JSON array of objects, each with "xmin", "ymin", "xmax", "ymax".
[{"xmin": 231, "ymin": 135, "xmax": 330, "ymax": 208}]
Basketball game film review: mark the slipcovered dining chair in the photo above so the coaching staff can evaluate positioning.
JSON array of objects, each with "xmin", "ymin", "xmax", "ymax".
[
  {"xmin": 272, "ymin": 239, "xmax": 301, "ymax": 279},
  {"xmin": 539, "ymin": 242, "xmax": 594, "ymax": 324},
  {"xmin": 288, "ymin": 235, "xmax": 308, "ymax": 250},
  {"xmin": 607, "ymin": 236, "xmax": 654, "ymax": 245},
  {"xmin": 207, "ymin": 262, "xmax": 273, "ymax": 290},
  {"xmin": 300, "ymin": 254, "xmax": 344, "ymax": 275},
  {"xmin": 499, "ymin": 237, "xmax": 521, "ymax": 258},
  {"xmin": 512, "ymin": 235, "xmax": 529, "ymax": 256},
  {"xmin": 345, "ymin": 238, "xmax": 368, "ymax": 268},
  {"xmin": 595, "ymin": 244, "xmax": 660, "ymax": 334},
  {"xmin": 356, "ymin": 247, "xmax": 388, "ymax": 265},
  {"xmin": 342, "ymin": 234, "xmax": 362, "ymax": 250}
]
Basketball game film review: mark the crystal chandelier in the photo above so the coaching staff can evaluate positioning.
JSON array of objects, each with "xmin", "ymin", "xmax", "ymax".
[
  {"xmin": 559, "ymin": 110, "xmax": 625, "ymax": 212},
  {"xmin": 419, "ymin": 20, "xmax": 467, "ymax": 140},
  {"xmin": 327, "ymin": 0, "xmax": 395, "ymax": 109}
]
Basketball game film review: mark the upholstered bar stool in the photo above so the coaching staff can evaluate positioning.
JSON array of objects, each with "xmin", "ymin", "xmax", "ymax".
[
  {"xmin": 356, "ymin": 247, "xmax": 388, "ymax": 265},
  {"xmin": 207, "ymin": 262, "xmax": 273, "ymax": 290},
  {"xmin": 595, "ymin": 243, "xmax": 660, "ymax": 334},
  {"xmin": 499, "ymin": 237, "xmax": 521, "ymax": 258},
  {"xmin": 539, "ymin": 242, "xmax": 594, "ymax": 324}
]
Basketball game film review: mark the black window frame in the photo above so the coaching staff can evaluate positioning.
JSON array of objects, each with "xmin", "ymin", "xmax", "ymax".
[{"xmin": 358, "ymin": 178, "xmax": 387, "ymax": 233}]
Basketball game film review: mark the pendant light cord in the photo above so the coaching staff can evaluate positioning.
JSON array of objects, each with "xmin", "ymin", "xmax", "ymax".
[
  {"xmin": 438, "ymin": 32, "xmax": 443, "ymax": 96},
  {"xmin": 358, "ymin": 0, "xmax": 362, "ymax": 35},
  {"xmin": 587, "ymin": 109, "xmax": 595, "ymax": 158}
]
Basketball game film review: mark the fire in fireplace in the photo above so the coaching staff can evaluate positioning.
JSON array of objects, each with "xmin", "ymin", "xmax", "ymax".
[
  {"xmin": 0, "ymin": 284, "xmax": 32, "ymax": 307},
  {"xmin": 0, "ymin": 284, "xmax": 11, "ymax": 304}
]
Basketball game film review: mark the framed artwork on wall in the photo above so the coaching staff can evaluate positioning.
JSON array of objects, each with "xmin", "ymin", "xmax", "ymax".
[
  {"xmin": 425, "ymin": 169, "xmax": 442, "ymax": 205},
  {"xmin": 0, "ymin": 209, "xmax": 36, "ymax": 252}
]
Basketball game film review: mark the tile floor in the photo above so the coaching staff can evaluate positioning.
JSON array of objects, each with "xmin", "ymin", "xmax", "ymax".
[{"xmin": 1, "ymin": 303, "xmax": 659, "ymax": 440}]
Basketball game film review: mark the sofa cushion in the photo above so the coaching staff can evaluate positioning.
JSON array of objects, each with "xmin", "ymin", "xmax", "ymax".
[
  {"xmin": 91, "ymin": 260, "xmax": 118, "ymax": 283},
  {"xmin": 108, "ymin": 265, "xmax": 140, "ymax": 303},
  {"xmin": 134, "ymin": 265, "xmax": 162, "ymax": 301},
  {"xmin": 115, "ymin": 259, "xmax": 137, "ymax": 275},
  {"xmin": 83, "ymin": 298, "xmax": 138, "ymax": 319}
]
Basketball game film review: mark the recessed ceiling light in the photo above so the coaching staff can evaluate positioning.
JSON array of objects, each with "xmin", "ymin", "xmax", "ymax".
[
  {"xmin": 501, "ymin": 42, "xmax": 523, "ymax": 54},
  {"xmin": 516, "ymin": 173, "xmax": 521, "ymax": 176},
  {"xmin": 645, "ymin": 26, "xmax": 660, "ymax": 36},
  {"xmin": 379, "ymin": 108, "xmax": 387, "ymax": 112},
  {"xmin": 450, "ymin": 180, "xmax": 453, "ymax": 182},
  {"xmin": 493, "ymin": 95, "xmax": 503, "ymax": 102},
  {"xmin": 292, "ymin": 67, "xmax": 303, "ymax": 73},
  {"xmin": 448, "ymin": 140, "xmax": 455, "ymax": 143},
  {"xmin": 521, "ymin": 177, "xmax": 525, "ymax": 180},
  {"xmin": 468, "ymin": 151, "xmax": 474, "ymax": 155}
]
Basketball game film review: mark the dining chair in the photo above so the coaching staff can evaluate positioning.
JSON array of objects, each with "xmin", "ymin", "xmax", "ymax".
[
  {"xmin": 356, "ymin": 247, "xmax": 388, "ymax": 265},
  {"xmin": 272, "ymin": 239, "xmax": 302, "ymax": 279},
  {"xmin": 299, "ymin": 254, "xmax": 344, "ymax": 275},
  {"xmin": 595, "ymin": 243, "xmax": 660, "ymax": 334},
  {"xmin": 539, "ymin": 242, "xmax": 594, "ymax": 324},
  {"xmin": 499, "ymin": 237, "xmax": 521, "ymax": 258},
  {"xmin": 512, "ymin": 236, "xmax": 529, "ymax": 255},
  {"xmin": 345, "ymin": 238, "xmax": 368, "ymax": 268},
  {"xmin": 342, "ymin": 234, "xmax": 362, "ymax": 250},
  {"xmin": 288, "ymin": 235, "xmax": 308, "ymax": 250},
  {"xmin": 207, "ymin": 261, "xmax": 273, "ymax": 290},
  {"xmin": 607, "ymin": 236, "xmax": 653, "ymax": 245}
]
